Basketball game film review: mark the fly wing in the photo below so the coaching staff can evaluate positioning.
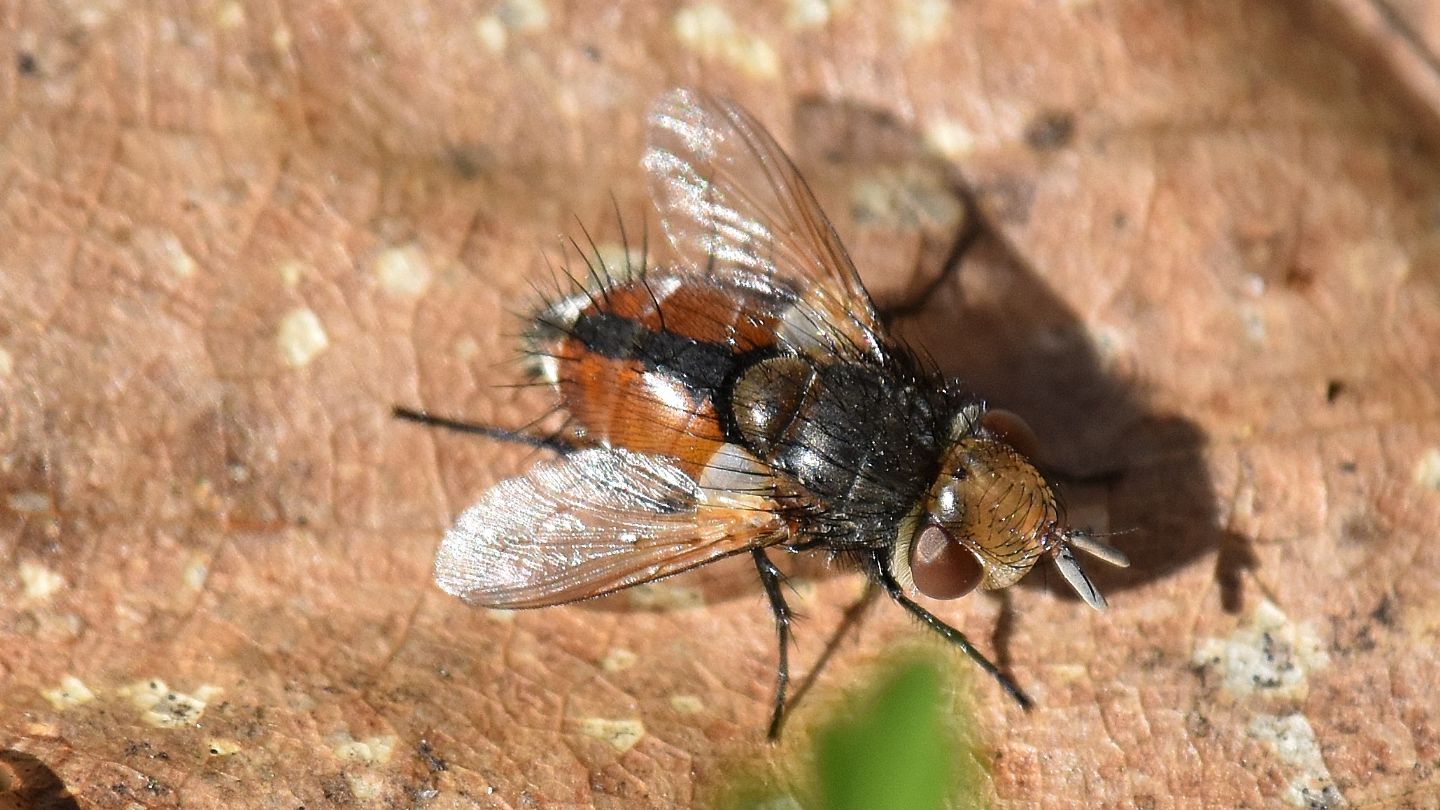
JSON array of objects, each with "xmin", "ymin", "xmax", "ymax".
[
  {"xmin": 434, "ymin": 447, "xmax": 787, "ymax": 608},
  {"xmin": 644, "ymin": 88, "xmax": 887, "ymax": 360}
]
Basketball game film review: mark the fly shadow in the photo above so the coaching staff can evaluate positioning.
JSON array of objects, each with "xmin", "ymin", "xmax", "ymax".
[
  {"xmin": 789, "ymin": 96, "xmax": 1254, "ymax": 615},
  {"xmin": 0, "ymin": 749, "xmax": 81, "ymax": 810}
]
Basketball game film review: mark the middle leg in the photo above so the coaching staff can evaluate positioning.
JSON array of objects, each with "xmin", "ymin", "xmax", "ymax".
[{"xmin": 753, "ymin": 548, "xmax": 793, "ymax": 740}]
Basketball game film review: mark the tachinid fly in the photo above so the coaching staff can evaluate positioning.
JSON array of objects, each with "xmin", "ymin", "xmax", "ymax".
[{"xmin": 398, "ymin": 88, "xmax": 1129, "ymax": 738}]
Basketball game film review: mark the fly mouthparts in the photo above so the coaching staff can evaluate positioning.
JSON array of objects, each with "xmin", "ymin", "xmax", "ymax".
[
  {"xmin": 1051, "ymin": 530, "xmax": 1130, "ymax": 611},
  {"xmin": 1067, "ymin": 531, "xmax": 1131, "ymax": 569}
]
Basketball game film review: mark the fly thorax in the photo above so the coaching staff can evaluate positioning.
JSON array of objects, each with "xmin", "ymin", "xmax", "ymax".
[{"xmin": 729, "ymin": 355, "xmax": 818, "ymax": 457}]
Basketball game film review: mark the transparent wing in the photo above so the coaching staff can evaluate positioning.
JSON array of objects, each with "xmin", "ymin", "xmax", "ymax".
[
  {"xmin": 644, "ymin": 88, "xmax": 886, "ymax": 359},
  {"xmin": 434, "ymin": 448, "xmax": 787, "ymax": 608}
]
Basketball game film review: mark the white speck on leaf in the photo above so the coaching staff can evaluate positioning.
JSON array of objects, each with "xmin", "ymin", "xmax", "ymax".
[
  {"xmin": 206, "ymin": 738, "xmax": 241, "ymax": 756},
  {"xmin": 374, "ymin": 244, "xmax": 433, "ymax": 298},
  {"xmin": 0, "ymin": 346, "xmax": 13, "ymax": 378},
  {"xmin": 19, "ymin": 561, "xmax": 65, "ymax": 601},
  {"xmin": 497, "ymin": 0, "xmax": 549, "ymax": 31},
  {"xmin": 277, "ymin": 308, "xmax": 329, "ymax": 367},
  {"xmin": 137, "ymin": 228, "xmax": 198, "ymax": 279},
  {"xmin": 669, "ymin": 694, "xmax": 703, "ymax": 714},
  {"xmin": 787, "ymin": 0, "xmax": 847, "ymax": 28},
  {"xmin": 601, "ymin": 648, "xmax": 638, "ymax": 672},
  {"xmin": 1416, "ymin": 448, "xmax": 1440, "ymax": 490},
  {"xmin": 41, "ymin": 675, "xmax": 96, "ymax": 710},
  {"xmin": 475, "ymin": 16, "xmax": 507, "ymax": 52},
  {"xmin": 329, "ymin": 732, "xmax": 398, "ymax": 764},
  {"xmin": 674, "ymin": 4, "xmax": 780, "ymax": 78},
  {"xmin": 277, "ymin": 259, "xmax": 311, "ymax": 288},
  {"xmin": 894, "ymin": 0, "xmax": 950, "ymax": 47},
  {"xmin": 183, "ymin": 557, "xmax": 209, "ymax": 590},
  {"xmin": 122, "ymin": 680, "xmax": 222, "ymax": 728},
  {"xmin": 925, "ymin": 118, "xmax": 977, "ymax": 159},
  {"xmin": 217, "ymin": 1, "xmax": 244, "ymax": 28}
]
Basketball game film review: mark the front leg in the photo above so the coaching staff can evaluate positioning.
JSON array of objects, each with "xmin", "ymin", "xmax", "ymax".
[
  {"xmin": 870, "ymin": 550, "xmax": 1032, "ymax": 710},
  {"xmin": 752, "ymin": 548, "xmax": 793, "ymax": 740}
]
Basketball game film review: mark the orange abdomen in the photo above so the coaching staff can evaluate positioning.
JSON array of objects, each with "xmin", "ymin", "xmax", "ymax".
[{"xmin": 532, "ymin": 274, "xmax": 786, "ymax": 476}]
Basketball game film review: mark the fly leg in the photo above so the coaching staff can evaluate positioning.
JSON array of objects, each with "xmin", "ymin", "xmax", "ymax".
[
  {"xmin": 753, "ymin": 548, "xmax": 793, "ymax": 740},
  {"xmin": 877, "ymin": 181, "xmax": 984, "ymax": 324},
  {"xmin": 871, "ymin": 550, "xmax": 1033, "ymax": 710},
  {"xmin": 392, "ymin": 406, "xmax": 577, "ymax": 454}
]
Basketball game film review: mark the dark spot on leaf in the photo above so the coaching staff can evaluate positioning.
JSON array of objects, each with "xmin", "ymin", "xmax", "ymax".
[
  {"xmin": 1371, "ymin": 594, "xmax": 1396, "ymax": 627},
  {"xmin": 417, "ymin": 739, "xmax": 447, "ymax": 772},
  {"xmin": 1024, "ymin": 110, "xmax": 1076, "ymax": 150},
  {"xmin": 17, "ymin": 51, "xmax": 37, "ymax": 75},
  {"xmin": 1340, "ymin": 513, "xmax": 1386, "ymax": 546},
  {"xmin": 1325, "ymin": 379, "xmax": 1345, "ymax": 403},
  {"xmin": 975, "ymin": 176, "xmax": 1036, "ymax": 225},
  {"xmin": 448, "ymin": 146, "xmax": 493, "ymax": 180},
  {"xmin": 1284, "ymin": 262, "xmax": 1316, "ymax": 291}
]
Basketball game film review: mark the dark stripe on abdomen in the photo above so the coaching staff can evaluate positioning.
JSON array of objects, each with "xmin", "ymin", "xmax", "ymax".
[{"xmin": 571, "ymin": 311, "xmax": 739, "ymax": 396}]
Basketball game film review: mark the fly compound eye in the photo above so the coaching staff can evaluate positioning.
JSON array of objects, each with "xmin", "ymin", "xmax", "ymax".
[
  {"xmin": 978, "ymin": 408, "xmax": 1043, "ymax": 460},
  {"xmin": 909, "ymin": 524, "xmax": 983, "ymax": 600}
]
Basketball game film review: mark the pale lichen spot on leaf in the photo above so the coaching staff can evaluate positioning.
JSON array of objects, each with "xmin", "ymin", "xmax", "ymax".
[
  {"xmin": 786, "ymin": 577, "xmax": 818, "ymax": 604},
  {"xmin": 670, "ymin": 694, "xmax": 704, "ymax": 714},
  {"xmin": 593, "ymin": 243, "xmax": 646, "ymax": 280},
  {"xmin": 601, "ymin": 648, "xmax": 638, "ymax": 672},
  {"xmin": 41, "ymin": 675, "xmax": 97, "ymax": 710},
  {"xmin": 121, "ymin": 679, "xmax": 222, "ymax": 728},
  {"xmin": 674, "ymin": 4, "xmax": 781, "ymax": 79},
  {"xmin": 495, "ymin": 0, "xmax": 550, "ymax": 31},
  {"xmin": 787, "ymin": 0, "xmax": 848, "ymax": 29},
  {"xmin": 135, "ymin": 228, "xmax": 198, "ymax": 279},
  {"xmin": 216, "ymin": 1, "xmax": 244, "ymax": 28},
  {"xmin": 1238, "ymin": 302, "xmax": 1267, "ymax": 344},
  {"xmin": 1048, "ymin": 663, "xmax": 1089, "ymax": 684},
  {"xmin": 8, "ymin": 492, "xmax": 53, "ymax": 514},
  {"xmin": 1247, "ymin": 713, "xmax": 1346, "ymax": 808},
  {"xmin": 1192, "ymin": 600, "xmax": 1329, "ymax": 701},
  {"xmin": 1415, "ymin": 447, "xmax": 1440, "ymax": 490},
  {"xmin": 455, "ymin": 336, "xmax": 482, "ymax": 360},
  {"xmin": 277, "ymin": 308, "xmax": 329, "ymax": 368},
  {"xmin": 206, "ymin": 738, "xmax": 241, "ymax": 757},
  {"xmin": 70, "ymin": 0, "xmax": 120, "ymax": 31},
  {"xmin": 277, "ymin": 259, "xmax": 312, "ymax": 288},
  {"xmin": 894, "ymin": 0, "xmax": 950, "ymax": 48},
  {"xmin": 580, "ymin": 717, "xmax": 645, "ymax": 753},
  {"xmin": 849, "ymin": 167, "xmax": 965, "ymax": 232},
  {"xmin": 18, "ymin": 560, "xmax": 65, "ymax": 601},
  {"xmin": 485, "ymin": 608, "xmax": 516, "ymax": 622},
  {"xmin": 475, "ymin": 16, "xmax": 508, "ymax": 53},
  {"xmin": 627, "ymin": 582, "xmax": 705, "ymax": 610},
  {"xmin": 182, "ymin": 555, "xmax": 209, "ymax": 591},
  {"xmin": 374, "ymin": 244, "xmax": 433, "ymax": 298},
  {"xmin": 329, "ymin": 732, "xmax": 398, "ymax": 765},
  {"xmin": 347, "ymin": 773, "xmax": 384, "ymax": 800},
  {"xmin": 0, "ymin": 345, "xmax": 12, "ymax": 378},
  {"xmin": 924, "ymin": 118, "xmax": 977, "ymax": 160}
]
